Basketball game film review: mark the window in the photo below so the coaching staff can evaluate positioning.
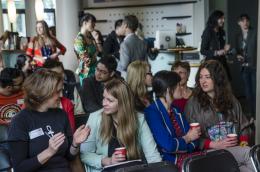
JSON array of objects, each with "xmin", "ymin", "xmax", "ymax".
[
  {"xmin": 1, "ymin": 0, "xmax": 56, "ymax": 36},
  {"xmin": 1, "ymin": 0, "xmax": 26, "ymax": 36},
  {"xmin": 43, "ymin": 0, "xmax": 56, "ymax": 27}
]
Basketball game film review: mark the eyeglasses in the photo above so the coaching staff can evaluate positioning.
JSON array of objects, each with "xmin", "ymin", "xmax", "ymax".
[
  {"xmin": 96, "ymin": 67, "xmax": 109, "ymax": 75},
  {"xmin": 146, "ymin": 72, "xmax": 153, "ymax": 76}
]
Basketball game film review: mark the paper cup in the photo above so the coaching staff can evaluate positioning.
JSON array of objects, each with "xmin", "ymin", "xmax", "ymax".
[
  {"xmin": 114, "ymin": 147, "xmax": 127, "ymax": 156},
  {"xmin": 190, "ymin": 123, "xmax": 200, "ymax": 129},
  {"xmin": 227, "ymin": 133, "xmax": 237, "ymax": 139}
]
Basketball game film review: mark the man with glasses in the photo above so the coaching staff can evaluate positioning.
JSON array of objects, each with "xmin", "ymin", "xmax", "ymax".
[
  {"xmin": 0, "ymin": 68, "xmax": 24, "ymax": 125},
  {"xmin": 82, "ymin": 56, "xmax": 118, "ymax": 113}
]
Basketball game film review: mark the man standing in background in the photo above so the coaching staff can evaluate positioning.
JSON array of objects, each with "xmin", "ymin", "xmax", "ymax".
[
  {"xmin": 117, "ymin": 15, "xmax": 147, "ymax": 76},
  {"xmin": 235, "ymin": 14, "xmax": 257, "ymax": 118}
]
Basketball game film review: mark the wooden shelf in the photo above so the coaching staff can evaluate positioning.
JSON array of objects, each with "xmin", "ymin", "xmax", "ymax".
[
  {"xmin": 96, "ymin": 20, "xmax": 108, "ymax": 23},
  {"xmin": 176, "ymin": 32, "xmax": 192, "ymax": 36},
  {"xmin": 162, "ymin": 15, "xmax": 192, "ymax": 20}
]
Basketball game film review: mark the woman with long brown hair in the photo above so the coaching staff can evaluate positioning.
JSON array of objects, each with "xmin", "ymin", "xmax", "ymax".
[
  {"xmin": 26, "ymin": 20, "xmax": 66, "ymax": 67},
  {"xmin": 80, "ymin": 78, "xmax": 161, "ymax": 172},
  {"xmin": 185, "ymin": 60, "xmax": 254, "ymax": 172}
]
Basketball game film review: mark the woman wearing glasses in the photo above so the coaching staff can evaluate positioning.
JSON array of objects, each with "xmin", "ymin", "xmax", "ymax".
[{"xmin": 127, "ymin": 60, "xmax": 153, "ymax": 112}]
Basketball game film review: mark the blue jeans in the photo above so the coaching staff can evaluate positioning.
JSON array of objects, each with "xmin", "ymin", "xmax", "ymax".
[{"xmin": 242, "ymin": 67, "xmax": 256, "ymax": 117}]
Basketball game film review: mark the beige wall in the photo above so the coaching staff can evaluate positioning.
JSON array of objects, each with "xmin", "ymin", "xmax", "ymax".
[{"xmin": 0, "ymin": 1, "xmax": 4, "ymax": 35}]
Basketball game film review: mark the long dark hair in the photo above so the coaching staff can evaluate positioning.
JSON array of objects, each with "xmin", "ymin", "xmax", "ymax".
[
  {"xmin": 193, "ymin": 60, "xmax": 233, "ymax": 115},
  {"xmin": 152, "ymin": 70, "xmax": 181, "ymax": 99},
  {"xmin": 207, "ymin": 10, "xmax": 224, "ymax": 29}
]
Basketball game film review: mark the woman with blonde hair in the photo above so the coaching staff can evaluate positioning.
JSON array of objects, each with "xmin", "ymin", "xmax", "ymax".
[
  {"xmin": 81, "ymin": 78, "xmax": 161, "ymax": 172},
  {"xmin": 26, "ymin": 20, "xmax": 66, "ymax": 67},
  {"xmin": 8, "ymin": 69, "xmax": 90, "ymax": 172},
  {"xmin": 127, "ymin": 60, "xmax": 152, "ymax": 112}
]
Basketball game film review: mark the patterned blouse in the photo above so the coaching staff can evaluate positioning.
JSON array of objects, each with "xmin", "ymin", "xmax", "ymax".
[{"xmin": 74, "ymin": 32, "xmax": 97, "ymax": 78}]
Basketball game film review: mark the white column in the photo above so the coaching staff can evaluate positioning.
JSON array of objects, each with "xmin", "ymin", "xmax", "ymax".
[
  {"xmin": 25, "ymin": 0, "xmax": 37, "ymax": 37},
  {"xmin": 55, "ymin": 0, "xmax": 81, "ymax": 71},
  {"xmin": 0, "ymin": 1, "xmax": 4, "ymax": 35},
  {"xmin": 256, "ymin": 1, "xmax": 260, "ymax": 144}
]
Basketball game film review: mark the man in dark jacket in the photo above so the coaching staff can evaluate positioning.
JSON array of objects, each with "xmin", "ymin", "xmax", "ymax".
[
  {"xmin": 235, "ymin": 14, "xmax": 257, "ymax": 118},
  {"xmin": 82, "ymin": 56, "xmax": 118, "ymax": 113},
  {"xmin": 103, "ymin": 19, "xmax": 125, "ymax": 60}
]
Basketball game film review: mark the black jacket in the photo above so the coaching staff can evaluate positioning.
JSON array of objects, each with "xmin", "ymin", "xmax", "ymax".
[
  {"xmin": 235, "ymin": 28, "xmax": 257, "ymax": 68},
  {"xmin": 103, "ymin": 31, "xmax": 123, "ymax": 59},
  {"xmin": 200, "ymin": 27, "xmax": 226, "ymax": 60},
  {"xmin": 82, "ymin": 76, "xmax": 103, "ymax": 113}
]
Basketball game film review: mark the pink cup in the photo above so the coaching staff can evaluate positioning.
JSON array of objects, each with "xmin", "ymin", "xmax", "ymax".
[
  {"xmin": 227, "ymin": 133, "xmax": 237, "ymax": 139},
  {"xmin": 114, "ymin": 147, "xmax": 127, "ymax": 156},
  {"xmin": 190, "ymin": 123, "xmax": 200, "ymax": 129}
]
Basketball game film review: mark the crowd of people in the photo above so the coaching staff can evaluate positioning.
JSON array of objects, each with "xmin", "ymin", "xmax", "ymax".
[{"xmin": 0, "ymin": 10, "xmax": 257, "ymax": 172}]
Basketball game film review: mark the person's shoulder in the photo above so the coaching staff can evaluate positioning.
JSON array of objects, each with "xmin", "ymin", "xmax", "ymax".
[
  {"xmin": 144, "ymin": 102, "xmax": 157, "ymax": 112},
  {"xmin": 89, "ymin": 109, "xmax": 103, "ymax": 121},
  {"xmin": 10, "ymin": 109, "xmax": 31, "ymax": 124},
  {"xmin": 75, "ymin": 32, "xmax": 84, "ymax": 41},
  {"xmin": 82, "ymin": 76, "xmax": 97, "ymax": 88}
]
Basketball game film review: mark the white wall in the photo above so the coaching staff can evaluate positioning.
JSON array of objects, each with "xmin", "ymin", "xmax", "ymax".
[
  {"xmin": 85, "ymin": 2, "xmax": 206, "ymax": 48},
  {"xmin": 193, "ymin": 0, "xmax": 206, "ymax": 48}
]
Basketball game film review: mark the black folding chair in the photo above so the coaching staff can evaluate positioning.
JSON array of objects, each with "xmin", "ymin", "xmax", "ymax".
[
  {"xmin": 250, "ymin": 144, "xmax": 260, "ymax": 172},
  {"xmin": 75, "ymin": 114, "xmax": 90, "ymax": 129},
  {"xmin": 117, "ymin": 161, "xmax": 178, "ymax": 172},
  {"xmin": 0, "ymin": 148, "xmax": 12, "ymax": 172},
  {"xmin": 182, "ymin": 149, "xmax": 239, "ymax": 172},
  {"xmin": 0, "ymin": 125, "xmax": 8, "ymax": 142}
]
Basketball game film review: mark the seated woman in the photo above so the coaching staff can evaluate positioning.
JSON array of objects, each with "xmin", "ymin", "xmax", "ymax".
[
  {"xmin": 80, "ymin": 78, "xmax": 162, "ymax": 172},
  {"xmin": 144, "ymin": 71, "xmax": 201, "ymax": 169},
  {"xmin": 26, "ymin": 20, "xmax": 66, "ymax": 67},
  {"xmin": 8, "ymin": 69, "xmax": 90, "ymax": 172},
  {"xmin": 184, "ymin": 60, "xmax": 254, "ymax": 172},
  {"xmin": 127, "ymin": 60, "xmax": 153, "ymax": 112},
  {"xmin": 15, "ymin": 54, "xmax": 33, "ymax": 77},
  {"xmin": 171, "ymin": 61, "xmax": 192, "ymax": 112}
]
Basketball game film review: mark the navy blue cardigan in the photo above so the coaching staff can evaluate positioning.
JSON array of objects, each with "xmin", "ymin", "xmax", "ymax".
[{"xmin": 144, "ymin": 99, "xmax": 198, "ymax": 163}]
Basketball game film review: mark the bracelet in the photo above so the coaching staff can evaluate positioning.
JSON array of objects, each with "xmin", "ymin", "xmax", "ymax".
[{"xmin": 71, "ymin": 143, "xmax": 79, "ymax": 149}]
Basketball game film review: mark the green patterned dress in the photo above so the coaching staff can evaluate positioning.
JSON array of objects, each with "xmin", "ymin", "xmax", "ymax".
[{"xmin": 74, "ymin": 32, "xmax": 97, "ymax": 83}]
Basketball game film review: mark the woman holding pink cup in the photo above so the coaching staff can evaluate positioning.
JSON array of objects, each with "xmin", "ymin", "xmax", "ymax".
[
  {"xmin": 185, "ymin": 60, "xmax": 254, "ymax": 172},
  {"xmin": 80, "ymin": 78, "xmax": 162, "ymax": 172}
]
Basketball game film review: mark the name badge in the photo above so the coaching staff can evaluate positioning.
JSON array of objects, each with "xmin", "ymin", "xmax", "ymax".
[
  {"xmin": 29, "ymin": 128, "xmax": 44, "ymax": 140},
  {"xmin": 17, "ymin": 99, "xmax": 24, "ymax": 105}
]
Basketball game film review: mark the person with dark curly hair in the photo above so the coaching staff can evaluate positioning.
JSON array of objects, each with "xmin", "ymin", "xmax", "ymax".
[
  {"xmin": 200, "ymin": 10, "xmax": 231, "ymax": 80},
  {"xmin": 185, "ymin": 60, "xmax": 254, "ymax": 172}
]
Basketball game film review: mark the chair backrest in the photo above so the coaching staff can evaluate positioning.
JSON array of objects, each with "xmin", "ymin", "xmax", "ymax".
[
  {"xmin": 250, "ymin": 144, "xmax": 260, "ymax": 172},
  {"xmin": 75, "ymin": 114, "xmax": 90, "ymax": 129},
  {"xmin": 63, "ymin": 69, "xmax": 77, "ymax": 101},
  {"xmin": 0, "ymin": 148, "xmax": 12, "ymax": 172},
  {"xmin": 182, "ymin": 149, "xmax": 239, "ymax": 172},
  {"xmin": 116, "ymin": 161, "xmax": 178, "ymax": 172}
]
